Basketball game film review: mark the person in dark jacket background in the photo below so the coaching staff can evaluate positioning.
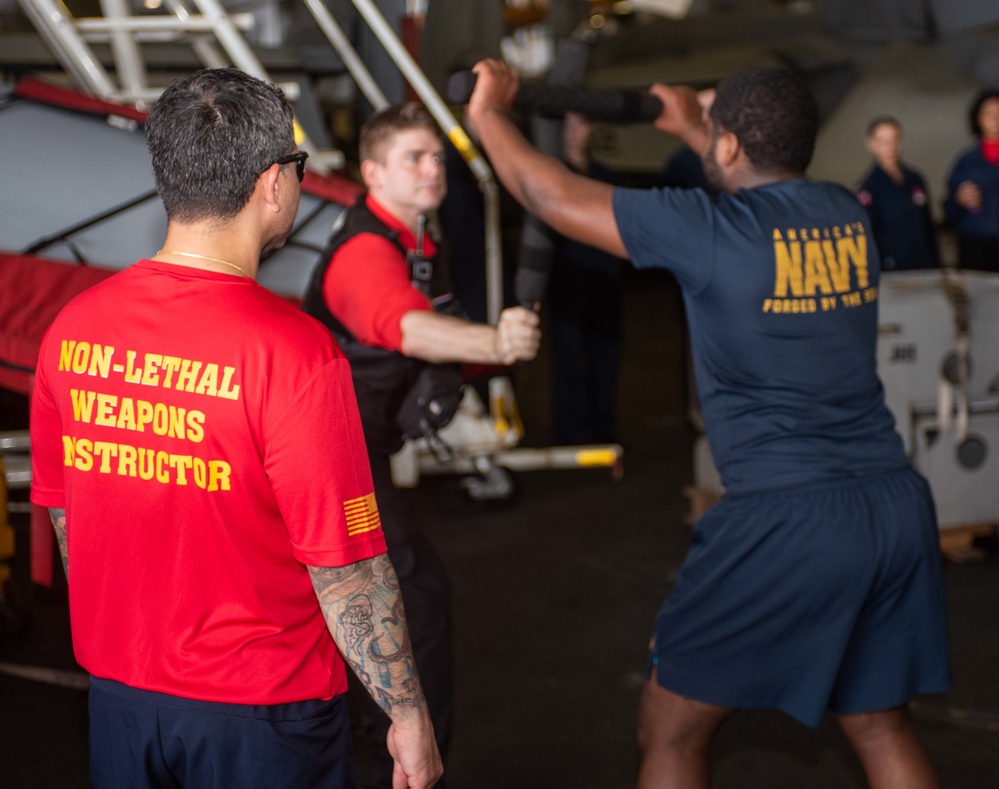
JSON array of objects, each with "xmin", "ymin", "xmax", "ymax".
[
  {"xmin": 857, "ymin": 116, "xmax": 940, "ymax": 270},
  {"xmin": 944, "ymin": 89, "xmax": 999, "ymax": 271}
]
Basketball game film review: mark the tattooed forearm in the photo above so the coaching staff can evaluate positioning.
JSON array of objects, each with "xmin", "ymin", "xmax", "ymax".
[
  {"xmin": 48, "ymin": 508, "xmax": 68, "ymax": 579},
  {"xmin": 308, "ymin": 554, "xmax": 427, "ymax": 719}
]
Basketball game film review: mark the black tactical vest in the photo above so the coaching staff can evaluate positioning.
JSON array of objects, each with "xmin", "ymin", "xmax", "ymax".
[{"xmin": 302, "ymin": 198, "xmax": 455, "ymax": 456}]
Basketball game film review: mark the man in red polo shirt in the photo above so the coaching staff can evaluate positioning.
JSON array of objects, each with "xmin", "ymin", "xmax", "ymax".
[{"xmin": 303, "ymin": 102, "xmax": 540, "ymax": 788}]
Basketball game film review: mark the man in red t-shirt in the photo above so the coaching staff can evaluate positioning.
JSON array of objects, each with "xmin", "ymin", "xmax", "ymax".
[
  {"xmin": 30, "ymin": 69, "xmax": 441, "ymax": 789},
  {"xmin": 303, "ymin": 103, "xmax": 540, "ymax": 788}
]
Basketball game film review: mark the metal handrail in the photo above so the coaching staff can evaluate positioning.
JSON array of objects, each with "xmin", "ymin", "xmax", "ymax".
[{"xmin": 348, "ymin": 0, "xmax": 504, "ymax": 326}]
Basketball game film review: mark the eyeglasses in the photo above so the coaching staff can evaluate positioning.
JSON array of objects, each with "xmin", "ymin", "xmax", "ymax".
[{"xmin": 274, "ymin": 151, "xmax": 309, "ymax": 182}]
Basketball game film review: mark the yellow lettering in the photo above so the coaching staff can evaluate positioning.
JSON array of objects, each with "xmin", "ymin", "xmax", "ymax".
[
  {"xmin": 160, "ymin": 356, "xmax": 182, "ymax": 388},
  {"xmin": 176, "ymin": 359, "xmax": 202, "ymax": 393},
  {"xmin": 186, "ymin": 410, "xmax": 205, "ymax": 444},
  {"xmin": 152, "ymin": 403, "xmax": 169, "ymax": 436},
  {"xmin": 62, "ymin": 435, "xmax": 76, "ymax": 466},
  {"xmin": 138, "ymin": 448, "xmax": 155, "ymax": 481},
  {"xmin": 59, "ymin": 341, "xmax": 76, "ymax": 372},
  {"xmin": 116, "ymin": 397, "xmax": 136, "ymax": 430},
  {"xmin": 218, "ymin": 367, "xmax": 240, "ymax": 400},
  {"xmin": 57, "ymin": 434, "xmax": 230, "ymax": 493},
  {"xmin": 194, "ymin": 363, "xmax": 219, "ymax": 397},
  {"xmin": 192, "ymin": 458, "xmax": 207, "ymax": 488},
  {"xmin": 86, "ymin": 344, "xmax": 114, "ymax": 378},
  {"xmin": 803, "ymin": 240, "xmax": 833, "ymax": 296},
  {"xmin": 93, "ymin": 441, "xmax": 118, "ymax": 473},
  {"xmin": 762, "ymin": 298, "xmax": 816, "ymax": 314},
  {"xmin": 837, "ymin": 234, "xmax": 869, "ymax": 289},
  {"xmin": 208, "ymin": 460, "xmax": 231, "ymax": 492},
  {"xmin": 155, "ymin": 451, "xmax": 170, "ymax": 483},
  {"xmin": 773, "ymin": 235, "xmax": 803, "ymax": 297},
  {"xmin": 136, "ymin": 400, "xmax": 154, "ymax": 432},
  {"xmin": 167, "ymin": 406, "xmax": 186, "ymax": 440},
  {"xmin": 140, "ymin": 354, "xmax": 162, "ymax": 386},
  {"xmin": 70, "ymin": 389, "xmax": 96, "ymax": 423},
  {"xmin": 94, "ymin": 393, "xmax": 118, "ymax": 427},
  {"xmin": 118, "ymin": 444, "xmax": 137, "ymax": 477},
  {"xmin": 822, "ymin": 239, "xmax": 850, "ymax": 292},
  {"xmin": 170, "ymin": 455, "xmax": 193, "ymax": 485},
  {"xmin": 124, "ymin": 350, "xmax": 142, "ymax": 383},
  {"xmin": 71, "ymin": 341, "xmax": 90, "ymax": 374},
  {"xmin": 74, "ymin": 437, "xmax": 93, "ymax": 472}
]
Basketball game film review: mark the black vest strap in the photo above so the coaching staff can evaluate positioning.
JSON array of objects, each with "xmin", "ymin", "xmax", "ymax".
[{"xmin": 302, "ymin": 198, "xmax": 451, "ymax": 456}]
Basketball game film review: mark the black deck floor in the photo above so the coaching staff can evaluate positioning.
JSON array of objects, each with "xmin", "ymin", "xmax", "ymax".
[{"xmin": 2, "ymin": 270, "xmax": 999, "ymax": 788}]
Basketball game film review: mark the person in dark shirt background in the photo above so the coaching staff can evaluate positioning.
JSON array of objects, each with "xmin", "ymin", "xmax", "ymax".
[
  {"xmin": 548, "ymin": 112, "xmax": 627, "ymax": 445},
  {"xmin": 547, "ymin": 119, "xmax": 712, "ymax": 446},
  {"xmin": 658, "ymin": 144, "xmax": 713, "ymax": 192},
  {"xmin": 944, "ymin": 88, "xmax": 999, "ymax": 271},
  {"xmin": 856, "ymin": 116, "xmax": 940, "ymax": 270}
]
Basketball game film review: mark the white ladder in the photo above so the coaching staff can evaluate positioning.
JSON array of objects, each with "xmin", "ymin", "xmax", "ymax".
[{"xmin": 12, "ymin": 0, "xmax": 395, "ymax": 168}]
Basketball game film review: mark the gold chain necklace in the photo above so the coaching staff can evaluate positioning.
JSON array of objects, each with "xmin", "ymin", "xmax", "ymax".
[{"xmin": 157, "ymin": 249, "xmax": 250, "ymax": 278}]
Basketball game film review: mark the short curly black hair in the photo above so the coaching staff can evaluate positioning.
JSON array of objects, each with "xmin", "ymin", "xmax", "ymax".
[
  {"xmin": 968, "ymin": 88, "xmax": 999, "ymax": 137},
  {"xmin": 709, "ymin": 66, "xmax": 818, "ymax": 175}
]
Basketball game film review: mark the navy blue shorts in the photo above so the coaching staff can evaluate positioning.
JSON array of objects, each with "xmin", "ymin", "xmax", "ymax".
[
  {"xmin": 88, "ymin": 678, "xmax": 355, "ymax": 788},
  {"xmin": 648, "ymin": 467, "xmax": 952, "ymax": 727}
]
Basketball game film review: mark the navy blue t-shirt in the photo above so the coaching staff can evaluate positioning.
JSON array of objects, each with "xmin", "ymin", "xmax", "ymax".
[
  {"xmin": 613, "ymin": 179, "xmax": 909, "ymax": 495},
  {"xmin": 945, "ymin": 144, "xmax": 999, "ymax": 241}
]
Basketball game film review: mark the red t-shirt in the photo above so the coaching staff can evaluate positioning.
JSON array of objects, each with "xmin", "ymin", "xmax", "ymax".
[
  {"xmin": 30, "ymin": 260, "xmax": 387, "ymax": 705},
  {"xmin": 324, "ymin": 196, "xmax": 434, "ymax": 350},
  {"xmin": 982, "ymin": 138, "xmax": 999, "ymax": 166}
]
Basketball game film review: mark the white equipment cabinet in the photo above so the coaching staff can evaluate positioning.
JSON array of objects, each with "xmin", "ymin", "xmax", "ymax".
[
  {"xmin": 878, "ymin": 269, "xmax": 999, "ymax": 529},
  {"xmin": 690, "ymin": 269, "xmax": 999, "ymax": 531}
]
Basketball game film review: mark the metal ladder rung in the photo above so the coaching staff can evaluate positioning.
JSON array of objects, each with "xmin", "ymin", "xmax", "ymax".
[{"xmin": 75, "ymin": 13, "xmax": 256, "ymax": 34}]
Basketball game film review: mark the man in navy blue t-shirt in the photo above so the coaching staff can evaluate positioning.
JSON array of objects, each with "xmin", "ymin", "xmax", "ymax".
[{"xmin": 468, "ymin": 63, "xmax": 951, "ymax": 788}]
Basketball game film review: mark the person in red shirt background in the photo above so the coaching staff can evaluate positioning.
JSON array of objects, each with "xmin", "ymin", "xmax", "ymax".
[
  {"xmin": 303, "ymin": 103, "xmax": 540, "ymax": 788},
  {"xmin": 30, "ymin": 68, "xmax": 441, "ymax": 789}
]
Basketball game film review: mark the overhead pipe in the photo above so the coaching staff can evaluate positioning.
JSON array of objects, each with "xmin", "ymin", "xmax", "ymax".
[{"xmin": 301, "ymin": 0, "xmax": 390, "ymax": 111}]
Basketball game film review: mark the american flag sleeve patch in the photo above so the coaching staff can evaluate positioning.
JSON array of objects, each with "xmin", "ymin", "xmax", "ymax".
[{"xmin": 343, "ymin": 493, "xmax": 382, "ymax": 536}]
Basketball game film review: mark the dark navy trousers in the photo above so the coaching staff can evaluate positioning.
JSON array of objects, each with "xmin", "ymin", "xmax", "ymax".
[{"xmin": 88, "ymin": 677, "xmax": 355, "ymax": 788}]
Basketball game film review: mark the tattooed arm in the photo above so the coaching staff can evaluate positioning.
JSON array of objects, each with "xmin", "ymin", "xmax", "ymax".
[
  {"xmin": 308, "ymin": 554, "xmax": 442, "ymax": 789},
  {"xmin": 48, "ymin": 508, "xmax": 68, "ymax": 580}
]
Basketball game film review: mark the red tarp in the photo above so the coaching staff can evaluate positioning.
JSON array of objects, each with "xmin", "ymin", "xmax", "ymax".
[
  {"xmin": 2, "ymin": 77, "xmax": 146, "ymax": 395},
  {"xmin": 0, "ymin": 254, "xmax": 116, "ymax": 395},
  {"xmin": 0, "ymin": 254, "xmax": 115, "ymax": 588},
  {"xmin": 14, "ymin": 76, "xmax": 150, "ymax": 123}
]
